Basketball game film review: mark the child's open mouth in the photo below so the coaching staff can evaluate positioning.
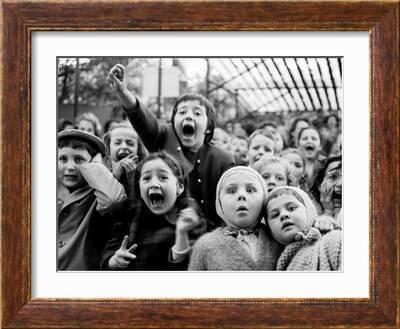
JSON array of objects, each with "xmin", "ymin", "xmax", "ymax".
[
  {"xmin": 332, "ymin": 190, "xmax": 342, "ymax": 207},
  {"xmin": 305, "ymin": 145, "xmax": 315, "ymax": 152},
  {"xmin": 182, "ymin": 123, "xmax": 195, "ymax": 137},
  {"xmin": 149, "ymin": 191, "xmax": 165, "ymax": 208},
  {"xmin": 236, "ymin": 205, "xmax": 248, "ymax": 214},
  {"xmin": 117, "ymin": 150, "xmax": 131, "ymax": 161}
]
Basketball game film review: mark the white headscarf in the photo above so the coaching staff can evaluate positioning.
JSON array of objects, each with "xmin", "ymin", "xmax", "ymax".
[
  {"xmin": 265, "ymin": 186, "xmax": 318, "ymax": 228},
  {"xmin": 215, "ymin": 166, "xmax": 268, "ymax": 223}
]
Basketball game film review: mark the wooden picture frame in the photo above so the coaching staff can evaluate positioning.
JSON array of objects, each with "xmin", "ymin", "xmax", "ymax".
[{"xmin": 1, "ymin": 1, "xmax": 399, "ymax": 328}]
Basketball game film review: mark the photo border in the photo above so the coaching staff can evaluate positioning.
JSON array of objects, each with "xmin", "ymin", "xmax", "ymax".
[{"xmin": 1, "ymin": 1, "xmax": 399, "ymax": 327}]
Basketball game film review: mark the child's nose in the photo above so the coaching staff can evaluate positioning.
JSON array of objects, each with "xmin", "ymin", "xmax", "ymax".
[
  {"xmin": 280, "ymin": 210, "xmax": 289, "ymax": 220},
  {"xmin": 237, "ymin": 189, "xmax": 247, "ymax": 200},
  {"xmin": 149, "ymin": 177, "xmax": 161, "ymax": 187},
  {"xmin": 66, "ymin": 161, "xmax": 75, "ymax": 170}
]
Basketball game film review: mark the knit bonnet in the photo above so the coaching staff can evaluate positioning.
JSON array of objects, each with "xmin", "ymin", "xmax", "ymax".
[
  {"xmin": 265, "ymin": 186, "xmax": 318, "ymax": 227},
  {"xmin": 215, "ymin": 166, "xmax": 268, "ymax": 224}
]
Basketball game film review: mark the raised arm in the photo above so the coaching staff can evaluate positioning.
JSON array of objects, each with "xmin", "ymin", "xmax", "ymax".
[{"xmin": 108, "ymin": 64, "xmax": 166, "ymax": 151}]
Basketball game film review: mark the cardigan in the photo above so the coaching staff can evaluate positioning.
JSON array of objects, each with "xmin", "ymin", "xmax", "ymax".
[
  {"xmin": 188, "ymin": 224, "xmax": 282, "ymax": 271},
  {"xmin": 276, "ymin": 228, "xmax": 342, "ymax": 271},
  {"xmin": 125, "ymin": 98, "xmax": 235, "ymax": 230}
]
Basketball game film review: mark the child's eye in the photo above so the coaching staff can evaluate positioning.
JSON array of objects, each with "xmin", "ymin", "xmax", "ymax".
[
  {"xmin": 288, "ymin": 205, "xmax": 298, "ymax": 212},
  {"xmin": 127, "ymin": 141, "xmax": 136, "ymax": 147},
  {"xmin": 294, "ymin": 163, "xmax": 302, "ymax": 168},
  {"xmin": 141, "ymin": 175, "xmax": 151, "ymax": 182},
  {"xmin": 262, "ymin": 174, "xmax": 270, "ymax": 180},
  {"xmin": 264, "ymin": 147, "xmax": 272, "ymax": 152},
  {"xmin": 75, "ymin": 157, "xmax": 86, "ymax": 164},
  {"xmin": 246, "ymin": 186, "xmax": 257, "ymax": 193},
  {"xmin": 195, "ymin": 111, "xmax": 203, "ymax": 116},
  {"xmin": 58, "ymin": 156, "xmax": 67, "ymax": 163},
  {"xmin": 159, "ymin": 175, "xmax": 169, "ymax": 181},
  {"xmin": 178, "ymin": 110, "xmax": 186, "ymax": 115},
  {"xmin": 277, "ymin": 176, "xmax": 285, "ymax": 181},
  {"xmin": 269, "ymin": 212, "xmax": 279, "ymax": 219},
  {"xmin": 226, "ymin": 187, "xmax": 236, "ymax": 194}
]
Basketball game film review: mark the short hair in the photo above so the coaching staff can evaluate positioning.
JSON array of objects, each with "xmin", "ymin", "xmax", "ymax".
[
  {"xmin": 288, "ymin": 117, "xmax": 310, "ymax": 146},
  {"xmin": 171, "ymin": 93, "xmax": 215, "ymax": 143},
  {"xmin": 76, "ymin": 112, "xmax": 102, "ymax": 137},
  {"xmin": 297, "ymin": 126, "xmax": 322, "ymax": 144},
  {"xmin": 58, "ymin": 137, "xmax": 97, "ymax": 158},
  {"xmin": 58, "ymin": 118, "xmax": 74, "ymax": 132},
  {"xmin": 248, "ymin": 129, "xmax": 276, "ymax": 152},
  {"xmin": 252, "ymin": 155, "xmax": 296, "ymax": 186},
  {"xmin": 280, "ymin": 148, "xmax": 306, "ymax": 168}
]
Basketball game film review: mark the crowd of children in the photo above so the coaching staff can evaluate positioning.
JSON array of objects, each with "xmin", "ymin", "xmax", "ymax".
[{"xmin": 57, "ymin": 63, "xmax": 342, "ymax": 271}]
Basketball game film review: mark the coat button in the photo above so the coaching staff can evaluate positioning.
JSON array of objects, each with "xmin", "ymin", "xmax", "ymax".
[
  {"xmin": 58, "ymin": 241, "xmax": 66, "ymax": 248},
  {"xmin": 200, "ymin": 200, "xmax": 204, "ymax": 204},
  {"xmin": 197, "ymin": 178, "xmax": 202, "ymax": 183},
  {"xmin": 177, "ymin": 146, "xmax": 181, "ymax": 152},
  {"xmin": 197, "ymin": 159, "xmax": 201, "ymax": 164}
]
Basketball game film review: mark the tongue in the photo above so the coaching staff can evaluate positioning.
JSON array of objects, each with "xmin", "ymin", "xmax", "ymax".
[
  {"xmin": 152, "ymin": 199, "xmax": 163, "ymax": 207},
  {"xmin": 183, "ymin": 125, "xmax": 195, "ymax": 137}
]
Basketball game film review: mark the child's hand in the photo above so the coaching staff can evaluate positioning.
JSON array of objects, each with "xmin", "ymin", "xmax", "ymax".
[
  {"xmin": 313, "ymin": 215, "xmax": 334, "ymax": 234},
  {"xmin": 108, "ymin": 235, "xmax": 137, "ymax": 270},
  {"xmin": 107, "ymin": 64, "xmax": 126, "ymax": 92},
  {"xmin": 107, "ymin": 64, "xmax": 138, "ymax": 111},
  {"xmin": 91, "ymin": 153, "xmax": 103, "ymax": 164},
  {"xmin": 320, "ymin": 180, "xmax": 334, "ymax": 212},
  {"xmin": 113, "ymin": 154, "xmax": 138, "ymax": 180},
  {"xmin": 176, "ymin": 207, "xmax": 200, "ymax": 234}
]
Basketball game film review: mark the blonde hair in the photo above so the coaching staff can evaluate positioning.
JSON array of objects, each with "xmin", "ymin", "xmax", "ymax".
[
  {"xmin": 252, "ymin": 155, "xmax": 297, "ymax": 186},
  {"xmin": 76, "ymin": 112, "xmax": 102, "ymax": 137}
]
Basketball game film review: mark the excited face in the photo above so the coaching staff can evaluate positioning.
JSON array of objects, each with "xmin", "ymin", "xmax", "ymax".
[
  {"xmin": 267, "ymin": 194, "xmax": 308, "ymax": 245},
  {"xmin": 298, "ymin": 128, "xmax": 321, "ymax": 160},
  {"xmin": 139, "ymin": 159, "xmax": 183, "ymax": 215},
  {"xmin": 58, "ymin": 147, "xmax": 91, "ymax": 192},
  {"xmin": 321, "ymin": 160, "xmax": 342, "ymax": 209},
  {"xmin": 218, "ymin": 171, "xmax": 264, "ymax": 229},
  {"xmin": 109, "ymin": 127, "xmax": 139, "ymax": 162},
  {"xmin": 173, "ymin": 100, "xmax": 208, "ymax": 152}
]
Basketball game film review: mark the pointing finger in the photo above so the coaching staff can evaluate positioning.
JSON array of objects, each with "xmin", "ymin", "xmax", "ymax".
[{"xmin": 127, "ymin": 243, "xmax": 138, "ymax": 253}]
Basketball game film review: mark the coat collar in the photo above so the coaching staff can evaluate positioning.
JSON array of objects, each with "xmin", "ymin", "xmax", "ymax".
[{"xmin": 58, "ymin": 185, "xmax": 93, "ymax": 210}]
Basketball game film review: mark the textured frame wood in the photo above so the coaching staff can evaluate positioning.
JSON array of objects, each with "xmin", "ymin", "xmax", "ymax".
[{"xmin": 1, "ymin": 1, "xmax": 399, "ymax": 328}]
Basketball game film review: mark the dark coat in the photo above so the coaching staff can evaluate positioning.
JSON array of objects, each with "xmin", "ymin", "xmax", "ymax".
[
  {"xmin": 100, "ymin": 205, "xmax": 189, "ymax": 271},
  {"xmin": 125, "ymin": 99, "xmax": 235, "ymax": 230}
]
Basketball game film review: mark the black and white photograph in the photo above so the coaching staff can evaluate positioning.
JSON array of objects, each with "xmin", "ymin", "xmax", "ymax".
[{"xmin": 57, "ymin": 57, "xmax": 343, "ymax": 271}]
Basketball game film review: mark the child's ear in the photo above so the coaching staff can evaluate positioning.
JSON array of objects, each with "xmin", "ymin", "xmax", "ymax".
[{"xmin": 176, "ymin": 182, "xmax": 184, "ymax": 197}]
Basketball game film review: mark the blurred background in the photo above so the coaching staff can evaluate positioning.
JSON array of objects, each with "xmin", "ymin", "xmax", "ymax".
[{"xmin": 57, "ymin": 57, "xmax": 342, "ymax": 141}]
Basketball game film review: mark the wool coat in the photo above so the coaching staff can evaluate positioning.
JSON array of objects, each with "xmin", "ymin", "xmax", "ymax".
[
  {"xmin": 188, "ymin": 224, "xmax": 282, "ymax": 271},
  {"xmin": 276, "ymin": 228, "xmax": 342, "ymax": 271},
  {"xmin": 125, "ymin": 98, "xmax": 235, "ymax": 230},
  {"xmin": 101, "ymin": 205, "xmax": 192, "ymax": 271}
]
